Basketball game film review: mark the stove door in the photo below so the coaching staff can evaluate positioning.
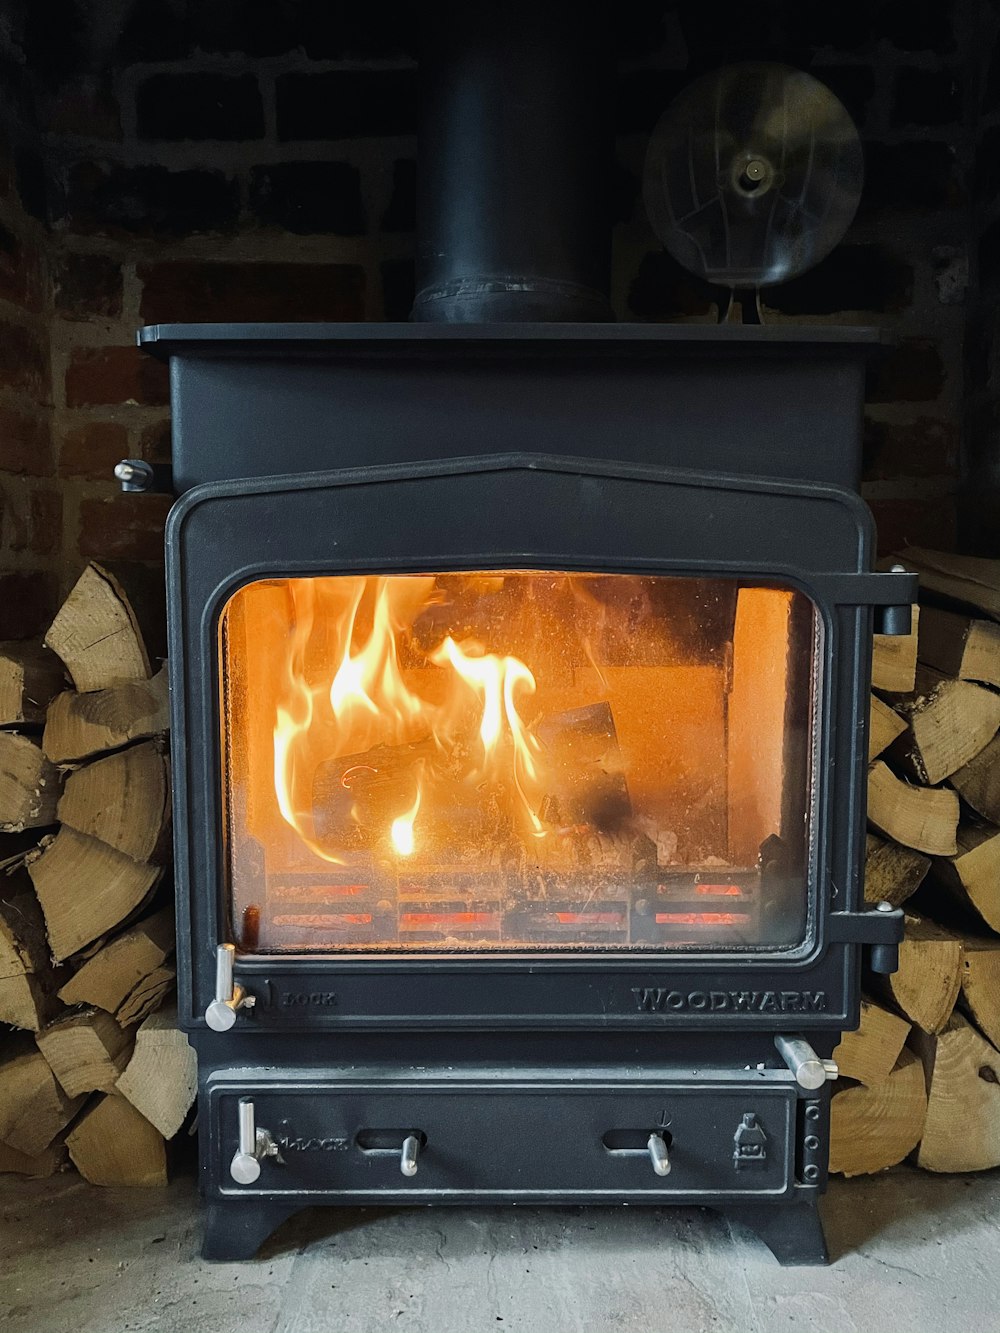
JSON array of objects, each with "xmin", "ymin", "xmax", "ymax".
[{"xmin": 220, "ymin": 570, "xmax": 817, "ymax": 956}]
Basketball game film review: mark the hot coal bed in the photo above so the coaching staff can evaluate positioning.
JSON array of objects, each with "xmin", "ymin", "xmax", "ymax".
[{"xmin": 134, "ymin": 7, "xmax": 912, "ymax": 1265}]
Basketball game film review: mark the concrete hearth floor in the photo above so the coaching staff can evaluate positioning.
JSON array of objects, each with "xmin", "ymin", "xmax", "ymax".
[{"xmin": 1, "ymin": 1168, "xmax": 998, "ymax": 1333}]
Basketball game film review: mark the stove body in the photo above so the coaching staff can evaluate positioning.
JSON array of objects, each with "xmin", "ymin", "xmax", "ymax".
[{"xmin": 144, "ymin": 322, "xmax": 911, "ymax": 1263}]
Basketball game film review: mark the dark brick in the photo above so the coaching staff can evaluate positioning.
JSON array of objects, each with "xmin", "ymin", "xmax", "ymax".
[
  {"xmin": 14, "ymin": 149, "xmax": 48, "ymax": 222},
  {"xmin": 782, "ymin": 1, "xmax": 877, "ymax": 54},
  {"xmin": 53, "ymin": 252, "xmax": 123, "ymax": 320},
  {"xmin": 41, "ymin": 75, "xmax": 122, "ymax": 140},
  {"xmin": 296, "ymin": 0, "xmax": 417, "ymax": 58},
  {"xmin": 870, "ymin": 497, "xmax": 957, "ymax": 557},
  {"xmin": 138, "ymin": 260, "xmax": 365, "ymax": 322},
  {"xmin": 0, "ymin": 571, "xmax": 58, "ymax": 639},
  {"xmin": 859, "ymin": 142, "xmax": 962, "ymax": 214},
  {"xmin": 65, "ymin": 346, "xmax": 170, "ymax": 408},
  {"xmin": 137, "ymin": 72, "xmax": 265, "ymax": 142},
  {"xmin": 60, "ymin": 163, "xmax": 239, "ymax": 237},
  {"xmin": 613, "ymin": 0, "xmax": 669, "ymax": 57},
  {"xmin": 866, "ymin": 340, "xmax": 946, "ymax": 405},
  {"xmin": 190, "ymin": 0, "xmax": 300, "ymax": 57},
  {"xmin": 862, "ymin": 416, "xmax": 959, "ymax": 482},
  {"xmin": 609, "ymin": 158, "xmax": 640, "ymax": 226},
  {"xmin": 0, "ymin": 218, "xmax": 43, "ymax": 311},
  {"xmin": 873, "ymin": 0, "xmax": 955, "ymax": 54},
  {"xmin": 891, "ymin": 67, "xmax": 962, "ymax": 128},
  {"xmin": 22, "ymin": 0, "xmax": 87, "ymax": 86},
  {"xmin": 976, "ymin": 126, "xmax": 1000, "ymax": 205},
  {"xmin": 139, "ymin": 418, "xmax": 172, "ymax": 465},
  {"xmin": 616, "ymin": 70, "xmax": 686, "ymax": 134},
  {"xmin": 380, "ymin": 258, "xmax": 414, "ymax": 321},
  {"xmin": 765, "ymin": 245, "xmax": 913, "ymax": 316},
  {"xmin": 810, "ymin": 66, "xmax": 877, "ymax": 128},
  {"xmin": 120, "ymin": 0, "xmax": 193, "ymax": 60},
  {"xmin": 58, "ymin": 421, "xmax": 130, "ymax": 481},
  {"xmin": 627, "ymin": 250, "xmax": 717, "ymax": 320},
  {"xmin": 78, "ymin": 493, "xmax": 172, "ymax": 563},
  {"xmin": 979, "ymin": 216, "xmax": 1000, "ymax": 292},
  {"xmin": 276, "ymin": 70, "xmax": 417, "ymax": 141},
  {"xmin": 0, "ymin": 407, "xmax": 53, "ymax": 477},
  {"xmin": 985, "ymin": 43, "xmax": 1000, "ymax": 114},
  {"xmin": 0, "ymin": 320, "xmax": 47, "ymax": 398},
  {"xmin": 28, "ymin": 487, "xmax": 61, "ymax": 556},
  {"xmin": 249, "ymin": 162, "xmax": 365, "ymax": 235},
  {"xmin": 381, "ymin": 160, "xmax": 415, "ymax": 233}
]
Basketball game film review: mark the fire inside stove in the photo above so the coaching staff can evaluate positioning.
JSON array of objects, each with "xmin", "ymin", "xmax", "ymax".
[{"xmin": 220, "ymin": 572, "xmax": 817, "ymax": 953}]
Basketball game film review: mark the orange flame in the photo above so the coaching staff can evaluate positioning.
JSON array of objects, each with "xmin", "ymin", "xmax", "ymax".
[{"xmin": 272, "ymin": 576, "xmax": 547, "ymax": 859}]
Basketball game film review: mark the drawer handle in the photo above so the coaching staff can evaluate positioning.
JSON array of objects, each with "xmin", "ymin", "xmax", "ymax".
[
  {"xmin": 356, "ymin": 1128, "xmax": 426, "ymax": 1176},
  {"xmin": 400, "ymin": 1134, "xmax": 420, "ymax": 1177}
]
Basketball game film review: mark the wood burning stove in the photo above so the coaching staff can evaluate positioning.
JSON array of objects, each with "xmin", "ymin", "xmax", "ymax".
[{"xmin": 137, "ymin": 321, "xmax": 913, "ymax": 1263}]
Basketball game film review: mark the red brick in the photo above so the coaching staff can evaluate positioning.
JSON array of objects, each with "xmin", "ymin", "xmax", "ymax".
[
  {"xmin": 0, "ymin": 217, "xmax": 43, "ymax": 312},
  {"xmin": 65, "ymin": 345, "xmax": 169, "ymax": 408},
  {"xmin": 870, "ymin": 497, "xmax": 957, "ymax": 556},
  {"xmin": 0, "ymin": 319, "xmax": 47, "ymax": 397},
  {"xmin": 28, "ymin": 486, "xmax": 61, "ymax": 556},
  {"xmin": 138, "ymin": 260, "xmax": 365, "ymax": 322},
  {"xmin": 0, "ymin": 406, "xmax": 53, "ymax": 476},
  {"xmin": 0, "ymin": 570, "xmax": 58, "ymax": 638},
  {"xmin": 862, "ymin": 416, "xmax": 959, "ymax": 482},
  {"xmin": 58, "ymin": 420, "xmax": 129, "ymax": 480},
  {"xmin": 867, "ymin": 340, "xmax": 946, "ymax": 404},
  {"xmin": 43, "ymin": 77, "xmax": 123, "ymax": 141},
  {"xmin": 54, "ymin": 252, "xmax": 123, "ymax": 320},
  {"xmin": 78, "ymin": 492, "xmax": 172, "ymax": 563}
]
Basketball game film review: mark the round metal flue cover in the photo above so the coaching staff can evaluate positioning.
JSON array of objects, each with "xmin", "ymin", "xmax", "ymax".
[{"xmin": 643, "ymin": 62, "xmax": 864, "ymax": 290}]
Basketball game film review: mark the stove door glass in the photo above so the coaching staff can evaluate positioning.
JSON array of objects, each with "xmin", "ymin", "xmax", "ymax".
[{"xmin": 219, "ymin": 573, "xmax": 817, "ymax": 953}]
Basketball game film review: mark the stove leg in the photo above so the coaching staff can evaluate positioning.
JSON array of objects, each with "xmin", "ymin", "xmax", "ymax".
[
  {"xmin": 725, "ymin": 1200, "xmax": 830, "ymax": 1266},
  {"xmin": 202, "ymin": 1201, "xmax": 297, "ymax": 1261}
]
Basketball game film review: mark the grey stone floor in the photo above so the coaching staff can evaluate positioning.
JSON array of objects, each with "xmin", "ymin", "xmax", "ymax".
[{"xmin": 1, "ymin": 1168, "xmax": 998, "ymax": 1333}]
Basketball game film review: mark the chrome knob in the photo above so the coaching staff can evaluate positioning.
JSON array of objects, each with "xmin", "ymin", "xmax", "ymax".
[
  {"xmin": 400, "ymin": 1134, "xmax": 420, "ymax": 1177},
  {"xmin": 229, "ymin": 1098, "xmax": 281, "ymax": 1184},
  {"xmin": 205, "ymin": 944, "xmax": 255, "ymax": 1032},
  {"xmin": 774, "ymin": 1035, "xmax": 838, "ymax": 1091},
  {"xmin": 647, "ymin": 1132, "xmax": 671, "ymax": 1177},
  {"xmin": 114, "ymin": 458, "xmax": 154, "ymax": 492}
]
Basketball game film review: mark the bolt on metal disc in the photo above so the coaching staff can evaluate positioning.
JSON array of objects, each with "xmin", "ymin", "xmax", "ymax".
[{"xmin": 643, "ymin": 62, "xmax": 864, "ymax": 289}]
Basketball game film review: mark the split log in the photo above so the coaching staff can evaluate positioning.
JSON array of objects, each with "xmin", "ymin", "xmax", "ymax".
[
  {"xmin": 919, "ymin": 605, "xmax": 1000, "ymax": 688},
  {"xmin": 932, "ymin": 824, "xmax": 1000, "ymax": 934},
  {"xmin": 0, "ymin": 1136, "xmax": 66, "ymax": 1177},
  {"xmin": 0, "ymin": 875, "xmax": 61, "ymax": 1030},
  {"xmin": 950, "ymin": 733, "xmax": 1000, "ymax": 825},
  {"xmin": 57, "ymin": 741, "xmax": 170, "ymax": 862},
  {"xmin": 36, "ymin": 1008, "xmax": 133, "ymax": 1098},
  {"xmin": 829, "ymin": 1049, "xmax": 927, "ymax": 1177},
  {"xmin": 917, "ymin": 1012, "xmax": 1000, "ymax": 1172},
  {"xmin": 892, "ymin": 673, "xmax": 1000, "ymax": 785},
  {"xmin": 0, "ymin": 1042, "xmax": 85, "ymax": 1156},
  {"xmin": 894, "ymin": 547, "xmax": 1000, "ymax": 621},
  {"xmin": 869, "ymin": 695, "xmax": 906, "ymax": 761},
  {"xmin": 885, "ymin": 914, "xmax": 963, "ymax": 1034},
  {"xmin": 863, "ymin": 832, "xmax": 931, "ymax": 908},
  {"xmin": 0, "ymin": 642, "xmax": 65, "ymax": 725},
  {"xmin": 57, "ymin": 904, "xmax": 174, "ymax": 1014},
  {"xmin": 872, "ymin": 604, "xmax": 919, "ymax": 692},
  {"xmin": 867, "ymin": 761, "xmax": 959, "ymax": 856},
  {"xmin": 115, "ymin": 1005, "xmax": 195, "ymax": 1138},
  {"xmin": 44, "ymin": 562, "xmax": 151, "ymax": 692},
  {"xmin": 959, "ymin": 938, "xmax": 1000, "ymax": 1051},
  {"xmin": 0, "ymin": 732, "xmax": 60, "ymax": 831},
  {"xmin": 28, "ymin": 827, "xmax": 161, "ymax": 962},
  {"xmin": 66, "ymin": 1093, "xmax": 167, "ymax": 1186},
  {"xmin": 833, "ymin": 997, "xmax": 911, "ymax": 1085},
  {"xmin": 42, "ymin": 666, "xmax": 169, "ymax": 764},
  {"xmin": 116, "ymin": 964, "xmax": 176, "ymax": 1026}
]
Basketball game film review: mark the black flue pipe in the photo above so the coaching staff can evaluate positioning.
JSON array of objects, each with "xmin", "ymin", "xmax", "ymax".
[{"xmin": 413, "ymin": 0, "xmax": 614, "ymax": 322}]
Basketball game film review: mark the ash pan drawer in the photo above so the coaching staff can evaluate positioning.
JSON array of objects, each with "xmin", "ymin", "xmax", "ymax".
[{"xmin": 206, "ymin": 1073, "xmax": 799, "ymax": 1200}]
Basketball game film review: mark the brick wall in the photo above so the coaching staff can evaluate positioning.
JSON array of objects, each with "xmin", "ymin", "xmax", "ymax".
[{"xmin": 0, "ymin": 0, "xmax": 994, "ymax": 630}]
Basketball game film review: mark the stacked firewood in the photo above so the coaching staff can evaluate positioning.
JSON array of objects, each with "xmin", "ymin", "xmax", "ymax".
[
  {"xmin": 830, "ymin": 547, "xmax": 1000, "ymax": 1177},
  {"xmin": 0, "ymin": 563, "xmax": 194, "ymax": 1184}
]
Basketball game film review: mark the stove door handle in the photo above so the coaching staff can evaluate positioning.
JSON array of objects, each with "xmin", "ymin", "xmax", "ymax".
[
  {"xmin": 205, "ymin": 943, "xmax": 256, "ymax": 1032},
  {"xmin": 230, "ymin": 1098, "xmax": 282, "ymax": 1184}
]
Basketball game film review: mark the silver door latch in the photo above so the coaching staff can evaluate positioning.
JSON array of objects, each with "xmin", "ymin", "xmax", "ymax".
[
  {"xmin": 647, "ymin": 1132, "xmax": 671, "ymax": 1176},
  {"xmin": 230, "ymin": 1098, "xmax": 282, "ymax": 1184},
  {"xmin": 205, "ymin": 943, "xmax": 255, "ymax": 1031},
  {"xmin": 774, "ymin": 1035, "xmax": 838, "ymax": 1090}
]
